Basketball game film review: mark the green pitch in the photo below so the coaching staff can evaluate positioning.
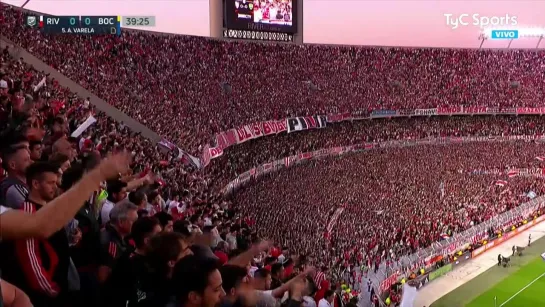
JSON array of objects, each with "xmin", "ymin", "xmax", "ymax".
[
  {"xmin": 467, "ymin": 258, "xmax": 545, "ymax": 307},
  {"xmin": 431, "ymin": 233, "xmax": 545, "ymax": 307}
]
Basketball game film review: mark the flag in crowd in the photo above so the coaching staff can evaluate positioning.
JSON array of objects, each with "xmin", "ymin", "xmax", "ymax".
[
  {"xmin": 495, "ymin": 180, "xmax": 508, "ymax": 187},
  {"xmin": 507, "ymin": 169, "xmax": 520, "ymax": 178}
]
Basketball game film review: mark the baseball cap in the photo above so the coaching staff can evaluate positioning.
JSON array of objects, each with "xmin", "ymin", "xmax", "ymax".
[{"xmin": 0, "ymin": 80, "xmax": 7, "ymax": 89}]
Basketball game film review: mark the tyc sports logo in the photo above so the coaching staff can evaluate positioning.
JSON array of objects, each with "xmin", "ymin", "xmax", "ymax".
[{"xmin": 444, "ymin": 14, "xmax": 518, "ymax": 29}]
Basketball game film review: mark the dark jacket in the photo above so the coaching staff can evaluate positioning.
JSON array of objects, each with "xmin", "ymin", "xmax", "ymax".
[
  {"xmin": 71, "ymin": 198, "xmax": 101, "ymax": 270},
  {"xmin": 99, "ymin": 224, "xmax": 130, "ymax": 269},
  {"xmin": 102, "ymin": 251, "xmax": 148, "ymax": 307}
]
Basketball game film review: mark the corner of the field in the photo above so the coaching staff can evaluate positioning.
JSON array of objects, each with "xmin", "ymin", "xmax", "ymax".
[{"xmin": 418, "ymin": 215, "xmax": 545, "ymax": 307}]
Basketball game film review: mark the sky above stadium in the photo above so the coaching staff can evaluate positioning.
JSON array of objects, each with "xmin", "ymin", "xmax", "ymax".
[{"xmin": 4, "ymin": 0, "xmax": 545, "ymax": 48}]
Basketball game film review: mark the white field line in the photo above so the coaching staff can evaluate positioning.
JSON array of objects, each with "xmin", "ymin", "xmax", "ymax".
[{"xmin": 498, "ymin": 271, "xmax": 545, "ymax": 306}]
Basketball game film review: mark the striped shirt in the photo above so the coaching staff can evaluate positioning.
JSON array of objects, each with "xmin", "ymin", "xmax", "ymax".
[
  {"xmin": 314, "ymin": 271, "xmax": 326, "ymax": 289},
  {"xmin": 0, "ymin": 177, "xmax": 29, "ymax": 209},
  {"xmin": 8, "ymin": 200, "xmax": 70, "ymax": 299}
]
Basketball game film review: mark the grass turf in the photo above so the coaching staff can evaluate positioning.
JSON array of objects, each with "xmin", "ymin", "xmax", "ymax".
[
  {"xmin": 466, "ymin": 258, "xmax": 545, "ymax": 307},
  {"xmin": 430, "ymin": 231, "xmax": 545, "ymax": 307}
]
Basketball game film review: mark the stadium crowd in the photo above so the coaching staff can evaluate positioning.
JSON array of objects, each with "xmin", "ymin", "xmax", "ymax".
[
  {"xmin": 210, "ymin": 116, "xmax": 545, "ymax": 187},
  {"xmin": 0, "ymin": 27, "xmax": 359, "ymax": 307},
  {"xmin": 2, "ymin": 5, "xmax": 545, "ymax": 156},
  {"xmin": 2, "ymin": 4, "xmax": 545, "ymax": 307},
  {"xmin": 233, "ymin": 142, "xmax": 545, "ymax": 281}
]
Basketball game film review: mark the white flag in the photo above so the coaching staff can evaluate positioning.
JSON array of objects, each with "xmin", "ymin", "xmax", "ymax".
[
  {"xmin": 71, "ymin": 115, "xmax": 97, "ymax": 137},
  {"xmin": 33, "ymin": 76, "xmax": 46, "ymax": 92}
]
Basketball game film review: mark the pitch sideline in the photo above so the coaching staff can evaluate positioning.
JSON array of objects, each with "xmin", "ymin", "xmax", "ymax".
[
  {"xmin": 414, "ymin": 221, "xmax": 545, "ymax": 307},
  {"xmin": 498, "ymin": 271, "xmax": 545, "ymax": 306}
]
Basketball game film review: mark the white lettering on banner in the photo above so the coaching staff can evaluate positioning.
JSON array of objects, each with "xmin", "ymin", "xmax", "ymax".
[
  {"xmin": 287, "ymin": 115, "xmax": 327, "ymax": 133},
  {"xmin": 414, "ymin": 108, "xmax": 438, "ymax": 116},
  {"xmin": 437, "ymin": 106, "xmax": 462, "ymax": 114},
  {"xmin": 517, "ymin": 107, "xmax": 545, "ymax": 114},
  {"xmin": 463, "ymin": 106, "xmax": 488, "ymax": 114}
]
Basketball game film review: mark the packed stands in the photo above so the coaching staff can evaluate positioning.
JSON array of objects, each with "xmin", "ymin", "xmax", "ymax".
[
  {"xmin": 233, "ymin": 142, "xmax": 545, "ymax": 272},
  {"xmin": 3, "ymin": 3, "xmax": 545, "ymax": 307},
  {"xmin": 2, "ymin": 5, "xmax": 545, "ymax": 157},
  {"xmin": 209, "ymin": 116, "xmax": 545, "ymax": 187}
]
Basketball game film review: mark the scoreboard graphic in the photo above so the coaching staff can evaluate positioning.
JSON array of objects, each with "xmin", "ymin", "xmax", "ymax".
[{"xmin": 26, "ymin": 15, "xmax": 156, "ymax": 35}]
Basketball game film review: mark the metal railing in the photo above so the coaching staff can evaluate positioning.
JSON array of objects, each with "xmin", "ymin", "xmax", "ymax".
[{"xmin": 368, "ymin": 195, "xmax": 545, "ymax": 289}]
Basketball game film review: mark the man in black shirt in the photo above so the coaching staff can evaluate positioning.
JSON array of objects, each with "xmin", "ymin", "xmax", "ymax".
[
  {"xmin": 102, "ymin": 216, "xmax": 162, "ymax": 307},
  {"xmin": 270, "ymin": 263, "xmax": 285, "ymax": 290},
  {"xmin": 131, "ymin": 232, "xmax": 194, "ymax": 307},
  {"xmin": 98, "ymin": 202, "xmax": 138, "ymax": 283}
]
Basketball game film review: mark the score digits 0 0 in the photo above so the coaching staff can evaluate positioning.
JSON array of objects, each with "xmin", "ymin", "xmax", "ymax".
[{"xmin": 25, "ymin": 15, "xmax": 156, "ymax": 35}]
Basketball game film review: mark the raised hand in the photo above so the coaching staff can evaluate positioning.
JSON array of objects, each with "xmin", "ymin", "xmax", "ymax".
[{"xmin": 97, "ymin": 151, "xmax": 132, "ymax": 180}]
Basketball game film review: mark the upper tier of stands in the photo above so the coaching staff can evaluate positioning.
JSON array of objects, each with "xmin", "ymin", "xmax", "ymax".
[{"xmin": 2, "ymin": 5, "xmax": 545, "ymax": 156}]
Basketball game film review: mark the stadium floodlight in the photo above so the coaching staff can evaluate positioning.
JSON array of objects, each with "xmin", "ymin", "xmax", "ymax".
[{"xmin": 478, "ymin": 33, "xmax": 488, "ymax": 49}]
